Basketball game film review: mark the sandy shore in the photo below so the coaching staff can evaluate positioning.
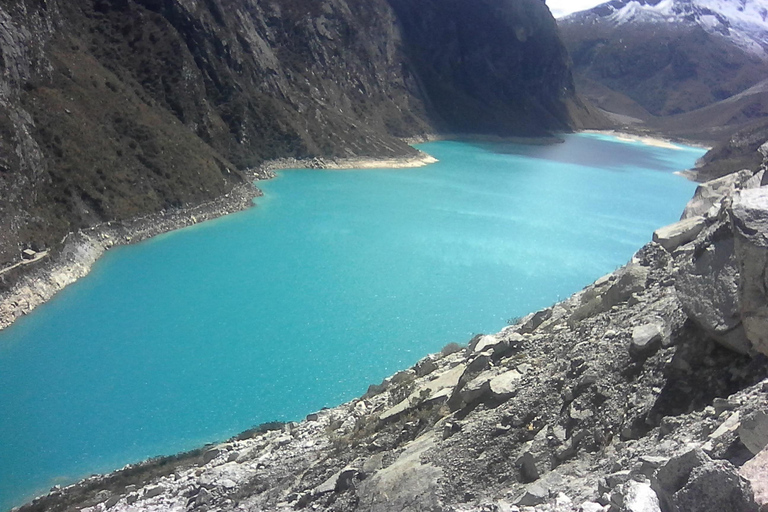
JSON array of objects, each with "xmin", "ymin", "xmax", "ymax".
[
  {"xmin": 0, "ymin": 151, "xmax": 440, "ymax": 332},
  {"xmin": 584, "ymin": 129, "xmax": 712, "ymax": 151},
  {"xmin": 257, "ymin": 150, "xmax": 438, "ymax": 172}
]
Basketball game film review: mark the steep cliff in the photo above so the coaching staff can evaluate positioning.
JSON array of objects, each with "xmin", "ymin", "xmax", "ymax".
[{"xmin": 0, "ymin": 0, "xmax": 584, "ymax": 276}]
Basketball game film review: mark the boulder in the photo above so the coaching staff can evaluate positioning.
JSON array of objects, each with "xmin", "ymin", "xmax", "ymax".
[
  {"xmin": 630, "ymin": 322, "xmax": 663, "ymax": 358},
  {"xmin": 731, "ymin": 188, "xmax": 768, "ymax": 356},
  {"xmin": 203, "ymin": 447, "xmax": 225, "ymax": 464},
  {"xmin": 743, "ymin": 170, "xmax": 765, "ymax": 190},
  {"xmin": 741, "ymin": 446, "xmax": 768, "ymax": 509},
  {"xmin": 739, "ymin": 411, "xmax": 768, "ymax": 455},
  {"xmin": 675, "ymin": 222, "xmax": 750, "ymax": 354},
  {"xmin": 515, "ymin": 481, "xmax": 549, "ymax": 506},
  {"xmin": 654, "ymin": 450, "xmax": 758, "ymax": 512},
  {"xmin": 357, "ymin": 434, "xmax": 443, "ymax": 511},
  {"xmin": 517, "ymin": 428, "xmax": 551, "ymax": 481},
  {"xmin": 142, "ymin": 485, "xmax": 166, "ymax": 499},
  {"xmin": 620, "ymin": 479, "xmax": 661, "ymax": 512},
  {"xmin": 672, "ymin": 460, "xmax": 758, "ymax": 512},
  {"xmin": 489, "ymin": 369, "xmax": 522, "ymax": 398},
  {"xmin": 681, "ymin": 170, "xmax": 752, "ymax": 219},
  {"xmin": 653, "ymin": 216, "xmax": 706, "ymax": 251},
  {"xmin": 571, "ymin": 264, "xmax": 649, "ymax": 323}
]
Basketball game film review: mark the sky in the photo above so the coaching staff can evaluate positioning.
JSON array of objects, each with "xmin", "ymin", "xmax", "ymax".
[{"xmin": 547, "ymin": 0, "xmax": 607, "ymax": 18}]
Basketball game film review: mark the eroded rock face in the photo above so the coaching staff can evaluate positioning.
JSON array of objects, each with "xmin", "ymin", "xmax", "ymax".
[
  {"xmin": 674, "ymin": 221, "xmax": 748, "ymax": 353},
  {"xmin": 731, "ymin": 188, "xmax": 768, "ymax": 357}
]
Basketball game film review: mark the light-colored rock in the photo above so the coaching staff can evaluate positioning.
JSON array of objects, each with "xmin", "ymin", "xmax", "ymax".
[
  {"xmin": 580, "ymin": 501, "xmax": 606, "ymax": 512},
  {"xmin": 142, "ymin": 485, "xmax": 166, "ymax": 499},
  {"xmin": 474, "ymin": 335, "xmax": 500, "ymax": 354},
  {"xmin": 741, "ymin": 446, "xmax": 768, "ymax": 508},
  {"xmin": 743, "ymin": 170, "xmax": 765, "ymax": 189},
  {"xmin": 681, "ymin": 170, "xmax": 752, "ymax": 220},
  {"xmin": 379, "ymin": 363, "xmax": 466, "ymax": 421},
  {"xmin": 731, "ymin": 188, "xmax": 768, "ymax": 356},
  {"xmin": 489, "ymin": 369, "xmax": 522, "ymax": 397},
  {"xmin": 357, "ymin": 433, "xmax": 443, "ymax": 511},
  {"xmin": 739, "ymin": 411, "xmax": 768, "ymax": 455},
  {"xmin": 675, "ymin": 222, "xmax": 751, "ymax": 354},
  {"xmin": 621, "ymin": 479, "xmax": 661, "ymax": 512},
  {"xmin": 570, "ymin": 265, "xmax": 649, "ymax": 323},
  {"xmin": 707, "ymin": 411, "xmax": 741, "ymax": 441},
  {"xmin": 630, "ymin": 323, "xmax": 663, "ymax": 357},
  {"xmin": 515, "ymin": 482, "xmax": 549, "ymax": 506},
  {"xmin": 653, "ymin": 216, "xmax": 706, "ymax": 251}
]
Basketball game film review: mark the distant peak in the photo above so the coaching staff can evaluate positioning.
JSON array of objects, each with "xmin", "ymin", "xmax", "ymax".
[{"xmin": 563, "ymin": 0, "xmax": 768, "ymax": 56}]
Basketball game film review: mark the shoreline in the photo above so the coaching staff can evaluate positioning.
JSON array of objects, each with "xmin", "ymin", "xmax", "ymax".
[
  {"xmin": 581, "ymin": 129, "xmax": 712, "ymax": 150},
  {"xmin": 0, "ymin": 152, "xmax": 438, "ymax": 333}
]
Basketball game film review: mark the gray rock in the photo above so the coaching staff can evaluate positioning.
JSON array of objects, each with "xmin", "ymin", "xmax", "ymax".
[
  {"xmin": 580, "ymin": 501, "xmax": 606, "ymax": 512},
  {"xmin": 203, "ymin": 447, "xmax": 225, "ymax": 464},
  {"xmin": 655, "ymin": 450, "xmax": 758, "ymax": 512},
  {"xmin": 363, "ymin": 453, "xmax": 385, "ymax": 474},
  {"xmin": 680, "ymin": 171, "xmax": 752, "ymax": 220},
  {"xmin": 489, "ymin": 369, "xmax": 522, "ymax": 398},
  {"xmin": 104, "ymin": 495, "xmax": 121, "ymax": 509},
  {"xmin": 621, "ymin": 479, "xmax": 661, "ymax": 512},
  {"xmin": 739, "ymin": 411, "xmax": 768, "ymax": 455},
  {"xmin": 675, "ymin": 222, "xmax": 751, "ymax": 354},
  {"xmin": 571, "ymin": 265, "xmax": 649, "ymax": 323},
  {"xmin": 655, "ymin": 450, "xmax": 709, "ymax": 494},
  {"xmin": 357, "ymin": 434, "xmax": 443, "ymax": 511},
  {"xmin": 142, "ymin": 485, "xmax": 166, "ymax": 499},
  {"xmin": 519, "ymin": 308, "xmax": 553, "ymax": 334},
  {"xmin": 517, "ymin": 428, "xmax": 551, "ymax": 481},
  {"xmin": 515, "ymin": 482, "xmax": 549, "ymax": 506},
  {"xmin": 731, "ymin": 188, "xmax": 768, "ymax": 356},
  {"xmin": 630, "ymin": 323, "xmax": 663, "ymax": 357},
  {"xmin": 743, "ymin": 170, "xmax": 765, "ymax": 189},
  {"xmin": 315, "ymin": 470, "xmax": 342, "ymax": 494},
  {"xmin": 673, "ymin": 460, "xmax": 758, "ymax": 512},
  {"xmin": 653, "ymin": 217, "xmax": 706, "ymax": 251},
  {"xmin": 740, "ymin": 446, "xmax": 768, "ymax": 509}
]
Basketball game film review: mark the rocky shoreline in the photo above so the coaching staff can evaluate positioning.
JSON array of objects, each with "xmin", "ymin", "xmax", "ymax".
[{"xmin": 10, "ymin": 145, "xmax": 768, "ymax": 512}]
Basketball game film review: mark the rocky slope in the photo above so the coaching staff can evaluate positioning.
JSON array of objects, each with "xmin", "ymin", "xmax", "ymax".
[
  {"xmin": 15, "ymin": 142, "xmax": 768, "ymax": 512},
  {"xmin": 0, "ymin": 0, "xmax": 592, "ymax": 282},
  {"xmin": 558, "ymin": 0, "xmax": 768, "ymax": 139},
  {"xmin": 692, "ymin": 119, "xmax": 768, "ymax": 180}
]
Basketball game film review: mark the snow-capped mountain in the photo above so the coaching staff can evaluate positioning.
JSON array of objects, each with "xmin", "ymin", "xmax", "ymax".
[
  {"xmin": 558, "ymin": 0, "xmax": 768, "ymax": 127},
  {"xmin": 564, "ymin": 0, "xmax": 768, "ymax": 56}
]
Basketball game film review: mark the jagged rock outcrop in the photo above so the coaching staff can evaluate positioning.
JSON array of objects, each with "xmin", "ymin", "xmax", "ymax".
[
  {"xmin": 0, "ymin": 0, "xmax": 586, "ymax": 277},
  {"xmin": 16, "ymin": 159, "xmax": 768, "ymax": 511}
]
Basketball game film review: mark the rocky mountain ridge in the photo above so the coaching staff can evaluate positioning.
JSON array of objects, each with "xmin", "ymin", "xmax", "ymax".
[
  {"xmin": 558, "ymin": 0, "xmax": 768, "ymax": 138},
  {"xmin": 14, "ymin": 143, "xmax": 768, "ymax": 512},
  {"xmin": 565, "ymin": 0, "xmax": 768, "ymax": 56}
]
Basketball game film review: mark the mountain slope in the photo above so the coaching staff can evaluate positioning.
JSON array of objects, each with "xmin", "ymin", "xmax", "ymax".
[
  {"xmin": 0, "ymin": 0, "xmax": 585, "ymax": 276},
  {"xmin": 559, "ymin": 0, "xmax": 768, "ymax": 121}
]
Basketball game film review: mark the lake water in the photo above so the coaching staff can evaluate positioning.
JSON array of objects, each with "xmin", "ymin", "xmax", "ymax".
[{"xmin": 0, "ymin": 134, "xmax": 704, "ymax": 510}]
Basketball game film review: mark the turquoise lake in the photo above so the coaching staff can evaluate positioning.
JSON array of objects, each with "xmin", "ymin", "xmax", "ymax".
[{"xmin": 0, "ymin": 134, "xmax": 705, "ymax": 510}]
